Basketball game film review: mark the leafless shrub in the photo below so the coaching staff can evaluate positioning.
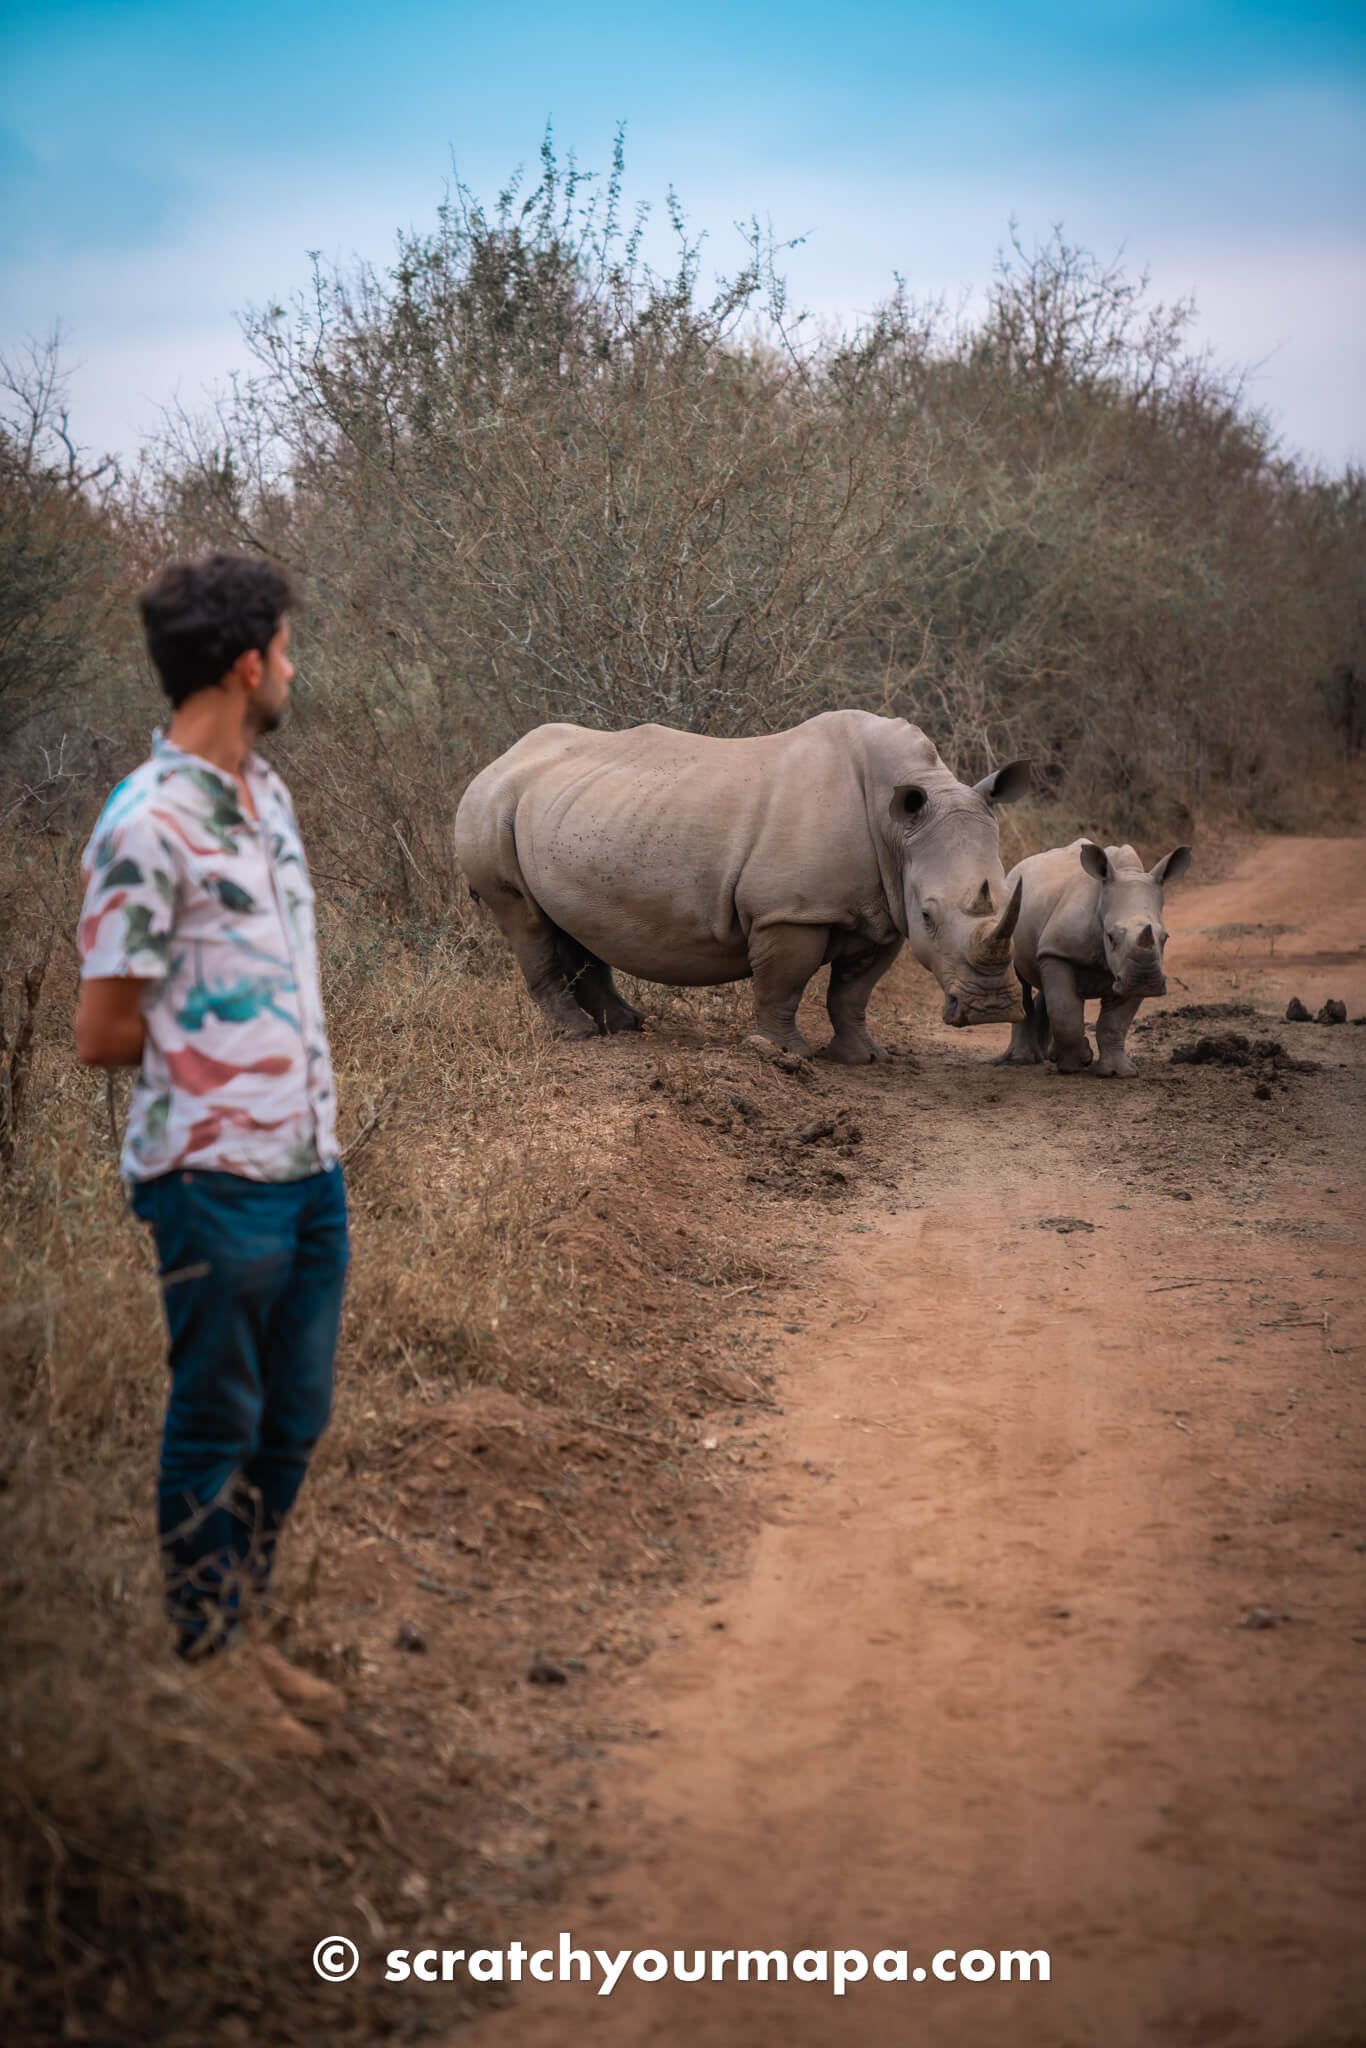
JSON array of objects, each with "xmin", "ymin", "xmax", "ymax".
[{"xmin": 0, "ymin": 337, "xmax": 130, "ymax": 756}]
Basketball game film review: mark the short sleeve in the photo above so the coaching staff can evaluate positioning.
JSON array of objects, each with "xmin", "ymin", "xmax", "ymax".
[{"xmin": 78, "ymin": 801, "xmax": 180, "ymax": 981}]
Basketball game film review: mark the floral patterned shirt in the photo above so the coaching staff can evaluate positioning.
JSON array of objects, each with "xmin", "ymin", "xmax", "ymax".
[{"xmin": 78, "ymin": 732, "xmax": 339, "ymax": 1182}]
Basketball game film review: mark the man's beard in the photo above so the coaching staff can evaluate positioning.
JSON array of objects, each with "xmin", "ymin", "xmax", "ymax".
[{"xmin": 250, "ymin": 702, "xmax": 285, "ymax": 737}]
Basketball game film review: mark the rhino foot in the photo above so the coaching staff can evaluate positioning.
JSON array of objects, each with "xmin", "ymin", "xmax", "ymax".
[
  {"xmin": 602, "ymin": 1003, "xmax": 645, "ymax": 1035},
  {"xmin": 817, "ymin": 1035, "xmax": 889, "ymax": 1065},
  {"xmin": 1096, "ymin": 1052, "xmax": 1138, "ymax": 1078},
  {"xmin": 746, "ymin": 1030, "xmax": 813, "ymax": 1062},
  {"xmin": 553, "ymin": 1016, "xmax": 602, "ymax": 1042},
  {"xmin": 992, "ymin": 1047, "xmax": 1043, "ymax": 1067},
  {"xmin": 1051, "ymin": 1044, "xmax": 1094, "ymax": 1074}
]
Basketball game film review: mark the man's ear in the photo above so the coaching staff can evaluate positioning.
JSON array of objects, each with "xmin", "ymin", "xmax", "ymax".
[
  {"xmin": 1079, "ymin": 841, "xmax": 1111, "ymax": 883},
  {"xmin": 228, "ymin": 646, "xmax": 264, "ymax": 693},
  {"xmin": 973, "ymin": 760, "xmax": 1031, "ymax": 806}
]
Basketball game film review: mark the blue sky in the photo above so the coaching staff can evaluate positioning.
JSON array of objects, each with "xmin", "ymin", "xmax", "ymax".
[{"xmin": 2, "ymin": 0, "xmax": 1363, "ymax": 470}]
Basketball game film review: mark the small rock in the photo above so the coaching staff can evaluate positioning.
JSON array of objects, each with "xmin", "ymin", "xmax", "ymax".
[
  {"xmin": 1315, "ymin": 998, "xmax": 1347, "ymax": 1026},
  {"xmin": 1170, "ymin": 1190, "xmax": 1193, "ymax": 1201},
  {"xmin": 1045, "ymin": 1605, "xmax": 1072, "ymax": 1620},
  {"xmin": 527, "ymin": 1656, "xmax": 569, "ymax": 1686},
  {"xmin": 1241, "ymin": 1607, "xmax": 1277, "ymax": 1631},
  {"xmin": 1036, "ymin": 1215, "xmax": 1096, "ymax": 1234},
  {"xmin": 1284, "ymin": 996, "xmax": 1311, "ymax": 1022},
  {"xmin": 707, "ymin": 1363, "xmax": 760, "ymax": 1403},
  {"xmin": 396, "ymin": 1619, "xmax": 427, "ymax": 1653},
  {"xmin": 1253, "ymin": 1081, "xmax": 1272, "ymax": 1101}
]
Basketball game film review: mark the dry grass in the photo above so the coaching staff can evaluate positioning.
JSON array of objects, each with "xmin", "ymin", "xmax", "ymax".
[{"xmin": 2, "ymin": 835, "xmax": 866, "ymax": 2045}]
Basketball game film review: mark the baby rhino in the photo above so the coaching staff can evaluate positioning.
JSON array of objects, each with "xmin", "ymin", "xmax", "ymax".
[{"xmin": 1000, "ymin": 839, "xmax": 1191, "ymax": 1076}]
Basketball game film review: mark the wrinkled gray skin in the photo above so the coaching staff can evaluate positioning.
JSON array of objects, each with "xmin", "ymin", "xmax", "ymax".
[
  {"xmin": 998, "ymin": 838, "xmax": 1192, "ymax": 1077},
  {"xmin": 454, "ymin": 710, "xmax": 1031, "ymax": 1061}
]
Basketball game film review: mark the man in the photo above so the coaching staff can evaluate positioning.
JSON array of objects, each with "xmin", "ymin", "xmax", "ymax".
[{"xmin": 76, "ymin": 552, "xmax": 348, "ymax": 1754}]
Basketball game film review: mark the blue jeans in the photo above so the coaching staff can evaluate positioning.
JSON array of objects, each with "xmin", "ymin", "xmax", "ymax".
[{"xmin": 130, "ymin": 1165, "xmax": 349, "ymax": 1657}]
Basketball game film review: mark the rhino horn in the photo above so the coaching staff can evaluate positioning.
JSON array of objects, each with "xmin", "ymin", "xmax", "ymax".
[
  {"xmin": 971, "ymin": 877, "xmax": 1023, "ymax": 964},
  {"xmin": 1136, "ymin": 922, "xmax": 1156, "ymax": 951}
]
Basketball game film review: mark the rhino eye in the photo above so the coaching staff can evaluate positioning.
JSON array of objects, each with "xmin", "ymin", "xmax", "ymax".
[{"xmin": 901, "ymin": 787, "xmax": 927, "ymax": 816}]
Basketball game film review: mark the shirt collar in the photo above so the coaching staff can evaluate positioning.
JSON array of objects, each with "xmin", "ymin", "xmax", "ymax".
[{"xmin": 152, "ymin": 728, "xmax": 269, "ymax": 794}]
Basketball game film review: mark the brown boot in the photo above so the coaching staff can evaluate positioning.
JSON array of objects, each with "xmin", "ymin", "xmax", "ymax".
[
  {"xmin": 251, "ymin": 1642, "xmax": 346, "ymax": 1724},
  {"xmin": 255, "ymin": 1708, "xmax": 326, "ymax": 1760},
  {"xmin": 196, "ymin": 1647, "xmax": 326, "ymax": 1759}
]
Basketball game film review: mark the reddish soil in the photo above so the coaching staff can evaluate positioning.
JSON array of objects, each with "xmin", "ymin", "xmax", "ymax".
[{"xmin": 458, "ymin": 837, "xmax": 1366, "ymax": 2048}]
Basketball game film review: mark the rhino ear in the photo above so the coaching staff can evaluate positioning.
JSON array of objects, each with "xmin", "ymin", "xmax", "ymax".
[
  {"xmin": 973, "ymin": 759, "xmax": 1031, "ymax": 806},
  {"xmin": 1079, "ymin": 841, "xmax": 1111, "ymax": 883},
  {"xmin": 1150, "ymin": 845, "xmax": 1192, "ymax": 887},
  {"xmin": 889, "ymin": 783, "xmax": 929, "ymax": 824}
]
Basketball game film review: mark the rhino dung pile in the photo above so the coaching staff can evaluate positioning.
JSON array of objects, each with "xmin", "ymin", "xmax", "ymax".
[
  {"xmin": 1285, "ymin": 995, "xmax": 1349, "ymax": 1025},
  {"xmin": 1170, "ymin": 1032, "xmax": 1321, "ymax": 1100}
]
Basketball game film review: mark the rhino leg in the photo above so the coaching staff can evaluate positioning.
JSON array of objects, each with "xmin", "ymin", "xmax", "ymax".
[
  {"xmin": 561, "ymin": 945, "xmax": 645, "ymax": 1036},
  {"xmin": 747, "ymin": 922, "xmax": 829, "ymax": 1057},
  {"xmin": 1096, "ymin": 993, "xmax": 1142, "ymax": 1078},
  {"xmin": 475, "ymin": 881, "xmax": 600, "ymax": 1039},
  {"xmin": 819, "ymin": 939, "xmax": 901, "ymax": 1063},
  {"xmin": 1038, "ymin": 958, "xmax": 1093, "ymax": 1073},
  {"xmin": 994, "ymin": 979, "xmax": 1045, "ymax": 1065}
]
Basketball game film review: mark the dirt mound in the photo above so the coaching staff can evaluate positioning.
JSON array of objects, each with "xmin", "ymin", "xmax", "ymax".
[{"xmin": 1167, "ymin": 1000, "xmax": 1258, "ymax": 1021}]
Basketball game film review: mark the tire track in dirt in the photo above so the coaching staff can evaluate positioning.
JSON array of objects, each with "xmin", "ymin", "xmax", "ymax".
[{"xmin": 465, "ymin": 837, "xmax": 1366, "ymax": 2048}]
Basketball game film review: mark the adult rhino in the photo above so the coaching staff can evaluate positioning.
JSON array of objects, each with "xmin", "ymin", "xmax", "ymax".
[{"xmin": 454, "ymin": 710, "xmax": 1030, "ymax": 1062}]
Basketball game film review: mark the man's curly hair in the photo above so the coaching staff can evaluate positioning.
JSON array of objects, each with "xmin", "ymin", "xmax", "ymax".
[{"xmin": 138, "ymin": 553, "xmax": 295, "ymax": 707}]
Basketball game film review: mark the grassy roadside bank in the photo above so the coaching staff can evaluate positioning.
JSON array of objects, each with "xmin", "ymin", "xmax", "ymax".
[{"xmin": 2, "ymin": 866, "xmax": 901, "ymax": 2045}]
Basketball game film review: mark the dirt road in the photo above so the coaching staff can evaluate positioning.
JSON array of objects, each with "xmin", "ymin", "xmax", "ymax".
[{"xmin": 468, "ymin": 838, "xmax": 1365, "ymax": 2048}]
